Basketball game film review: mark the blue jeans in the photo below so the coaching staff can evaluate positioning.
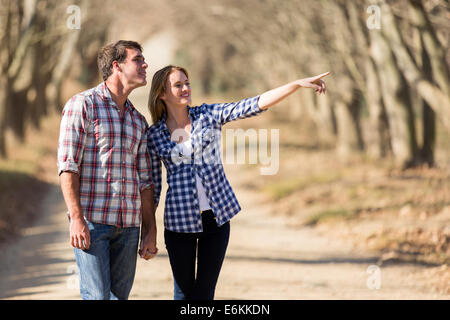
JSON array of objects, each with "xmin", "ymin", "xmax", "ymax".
[
  {"xmin": 73, "ymin": 221, "xmax": 140, "ymax": 300},
  {"xmin": 165, "ymin": 210, "xmax": 230, "ymax": 300}
]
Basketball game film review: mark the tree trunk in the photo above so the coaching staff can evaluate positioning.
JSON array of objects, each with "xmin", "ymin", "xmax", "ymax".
[
  {"xmin": 335, "ymin": 87, "xmax": 365, "ymax": 161},
  {"xmin": 301, "ymin": 89, "xmax": 335, "ymax": 146},
  {"xmin": 301, "ymin": 84, "xmax": 336, "ymax": 146},
  {"xmin": 378, "ymin": 1, "xmax": 450, "ymax": 131},
  {"xmin": 0, "ymin": 76, "xmax": 8, "ymax": 158},
  {"xmin": 365, "ymin": 57, "xmax": 390, "ymax": 159},
  {"xmin": 29, "ymin": 39, "xmax": 51, "ymax": 129},
  {"xmin": 47, "ymin": 27, "xmax": 81, "ymax": 111},
  {"xmin": 409, "ymin": 0, "xmax": 449, "ymax": 96},
  {"xmin": 8, "ymin": 88, "xmax": 28, "ymax": 142},
  {"xmin": 419, "ymin": 32, "xmax": 436, "ymax": 167},
  {"xmin": 421, "ymin": 101, "xmax": 435, "ymax": 166},
  {"xmin": 316, "ymin": 92, "xmax": 337, "ymax": 145},
  {"xmin": 370, "ymin": 29, "xmax": 418, "ymax": 168},
  {"xmin": 0, "ymin": 0, "xmax": 12, "ymax": 158}
]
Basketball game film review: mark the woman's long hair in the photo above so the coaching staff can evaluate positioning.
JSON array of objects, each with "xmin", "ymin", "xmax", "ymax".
[{"xmin": 148, "ymin": 65, "xmax": 189, "ymax": 124}]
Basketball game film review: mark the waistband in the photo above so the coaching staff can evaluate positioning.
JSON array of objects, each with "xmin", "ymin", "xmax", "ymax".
[{"xmin": 200, "ymin": 209, "xmax": 216, "ymax": 219}]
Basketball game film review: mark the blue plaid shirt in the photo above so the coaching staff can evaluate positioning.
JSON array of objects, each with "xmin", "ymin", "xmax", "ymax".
[{"xmin": 147, "ymin": 96, "xmax": 266, "ymax": 233}]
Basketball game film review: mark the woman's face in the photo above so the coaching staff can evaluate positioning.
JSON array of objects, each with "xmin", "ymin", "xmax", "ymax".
[{"xmin": 160, "ymin": 69, "xmax": 191, "ymax": 108}]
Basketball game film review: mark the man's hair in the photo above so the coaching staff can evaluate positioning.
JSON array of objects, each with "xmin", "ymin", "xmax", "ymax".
[{"xmin": 97, "ymin": 40, "xmax": 143, "ymax": 81}]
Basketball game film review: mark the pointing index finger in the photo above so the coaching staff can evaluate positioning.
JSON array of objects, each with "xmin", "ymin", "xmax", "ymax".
[{"xmin": 314, "ymin": 72, "xmax": 331, "ymax": 80}]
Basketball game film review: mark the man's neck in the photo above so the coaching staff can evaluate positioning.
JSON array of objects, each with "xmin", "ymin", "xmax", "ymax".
[{"xmin": 105, "ymin": 78, "xmax": 132, "ymax": 111}]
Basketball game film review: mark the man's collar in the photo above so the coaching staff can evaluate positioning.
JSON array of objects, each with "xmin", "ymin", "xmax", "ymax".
[{"xmin": 96, "ymin": 82, "xmax": 134, "ymax": 111}]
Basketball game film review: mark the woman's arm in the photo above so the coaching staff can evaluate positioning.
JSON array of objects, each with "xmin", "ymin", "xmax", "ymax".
[{"xmin": 258, "ymin": 72, "xmax": 330, "ymax": 111}]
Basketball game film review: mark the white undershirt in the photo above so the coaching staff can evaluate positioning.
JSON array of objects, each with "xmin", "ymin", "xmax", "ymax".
[{"xmin": 180, "ymin": 139, "xmax": 211, "ymax": 211}]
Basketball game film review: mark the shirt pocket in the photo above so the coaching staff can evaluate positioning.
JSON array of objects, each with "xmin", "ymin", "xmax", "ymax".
[
  {"xmin": 93, "ymin": 118, "xmax": 114, "ymax": 152},
  {"xmin": 194, "ymin": 115, "xmax": 218, "ymax": 149},
  {"xmin": 123, "ymin": 117, "xmax": 142, "ymax": 156},
  {"xmin": 196, "ymin": 124, "xmax": 221, "ymax": 164}
]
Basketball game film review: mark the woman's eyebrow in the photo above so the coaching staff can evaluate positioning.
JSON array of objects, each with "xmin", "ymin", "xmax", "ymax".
[{"xmin": 173, "ymin": 80, "xmax": 189, "ymax": 84}]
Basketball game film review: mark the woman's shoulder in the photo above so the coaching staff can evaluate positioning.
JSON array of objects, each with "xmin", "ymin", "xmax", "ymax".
[
  {"xmin": 189, "ymin": 103, "xmax": 217, "ymax": 117},
  {"xmin": 147, "ymin": 121, "xmax": 166, "ymax": 143},
  {"xmin": 148, "ymin": 120, "xmax": 164, "ymax": 132}
]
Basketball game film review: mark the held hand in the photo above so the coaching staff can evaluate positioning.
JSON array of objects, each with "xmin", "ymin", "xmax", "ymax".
[
  {"xmin": 139, "ymin": 230, "xmax": 158, "ymax": 260},
  {"xmin": 70, "ymin": 217, "xmax": 91, "ymax": 250},
  {"xmin": 298, "ymin": 72, "xmax": 331, "ymax": 94}
]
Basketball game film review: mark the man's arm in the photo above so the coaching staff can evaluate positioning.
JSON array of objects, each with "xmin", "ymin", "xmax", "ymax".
[
  {"xmin": 139, "ymin": 187, "xmax": 158, "ymax": 260},
  {"xmin": 60, "ymin": 171, "xmax": 90, "ymax": 250},
  {"xmin": 58, "ymin": 95, "xmax": 90, "ymax": 250}
]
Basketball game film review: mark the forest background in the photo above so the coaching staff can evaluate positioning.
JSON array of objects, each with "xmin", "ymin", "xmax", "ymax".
[{"xmin": 0, "ymin": 0, "xmax": 449, "ymax": 295}]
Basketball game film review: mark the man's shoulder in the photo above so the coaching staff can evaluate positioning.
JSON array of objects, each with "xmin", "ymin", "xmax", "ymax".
[
  {"xmin": 130, "ymin": 106, "xmax": 148, "ymax": 122},
  {"xmin": 125, "ymin": 105, "xmax": 149, "ymax": 131},
  {"xmin": 64, "ymin": 84, "xmax": 103, "ymax": 109}
]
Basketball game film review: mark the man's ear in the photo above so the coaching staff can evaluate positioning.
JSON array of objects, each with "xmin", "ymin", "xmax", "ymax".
[{"xmin": 112, "ymin": 60, "xmax": 121, "ymax": 73}]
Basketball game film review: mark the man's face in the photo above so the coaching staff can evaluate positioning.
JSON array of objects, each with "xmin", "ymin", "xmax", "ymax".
[{"xmin": 117, "ymin": 48, "xmax": 148, "ymax": 88}]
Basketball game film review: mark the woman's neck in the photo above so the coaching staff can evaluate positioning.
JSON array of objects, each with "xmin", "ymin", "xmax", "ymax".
[
  {"xmin": 166, "ymin": 105, "xmax": 189, "ymax": 127},
  {"xmin": 166, "ymin": 104, "xmax": 191, "ymax": 143}
]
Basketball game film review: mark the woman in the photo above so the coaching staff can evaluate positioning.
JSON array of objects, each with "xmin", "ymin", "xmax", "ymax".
[{"xmin": 147, "ymin": 65, "xmax": 329, "ymax": 300}]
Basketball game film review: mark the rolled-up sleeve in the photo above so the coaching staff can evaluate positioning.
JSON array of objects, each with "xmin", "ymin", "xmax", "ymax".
[
  {"xmin": 137, "ymin": 126, "xmax": 154, "ymax": 192},
  {"xmin": 209, "ymin": 95, "xmax": 267, "ymax": 125},
  {"xmin": 57, "ymin": 95, "xmax": 88, "ymax": 176},
  {"xmin": 147, "ymin": 133, "xmax": 162, "ymax": 207}
]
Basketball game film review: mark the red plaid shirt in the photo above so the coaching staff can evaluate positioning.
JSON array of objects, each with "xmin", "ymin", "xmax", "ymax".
[{"xmin": 57, "ymin": 82, "xmax": 153, "ymax": 227}]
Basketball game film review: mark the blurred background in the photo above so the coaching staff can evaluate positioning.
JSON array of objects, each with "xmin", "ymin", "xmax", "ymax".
[{"xmin": 0, "ymin": 0, "xmax": 449, "ymax": 298}]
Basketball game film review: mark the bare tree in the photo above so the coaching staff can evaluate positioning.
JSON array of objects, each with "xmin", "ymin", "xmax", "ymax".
[{"xmin": 0, "ymin": 0, "xmax": 110, "ymax": 157}]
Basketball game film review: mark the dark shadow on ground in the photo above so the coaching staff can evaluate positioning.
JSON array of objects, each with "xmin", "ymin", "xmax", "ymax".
[
  {"xmin": 0, "ymin": 170, "xmax": 53, "ymax": 246},
  {"xmin": 0, "ymin": 181, "xmax": 74, "ymax": 299}
]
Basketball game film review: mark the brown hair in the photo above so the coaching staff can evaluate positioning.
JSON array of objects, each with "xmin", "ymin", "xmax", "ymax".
[
  {"xmin": 148, "ymin": 65, "xmax": 189, "ymax": 124},
  {"xmin": 97, "ymin": 40, "xmax": 143, "ymax": 81}
]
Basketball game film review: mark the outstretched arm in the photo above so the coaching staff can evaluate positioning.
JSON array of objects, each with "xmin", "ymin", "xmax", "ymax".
[{"xmin": 258, "ymin": 72, "xmax": 331, "ymax": 111}]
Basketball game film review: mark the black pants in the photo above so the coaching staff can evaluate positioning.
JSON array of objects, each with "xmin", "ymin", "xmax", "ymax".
[{"xmin": 164, "ymin": 210, "xmax": 230, "ymax": 300}]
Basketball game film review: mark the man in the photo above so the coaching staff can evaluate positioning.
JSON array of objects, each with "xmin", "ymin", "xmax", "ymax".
[{"xmin": 57, "ymin": 40, "xmax": 157, "ymax": 300}]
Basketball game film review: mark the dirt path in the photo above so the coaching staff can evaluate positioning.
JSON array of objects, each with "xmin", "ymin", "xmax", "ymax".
[{"xmin": 0, "ymin": 161, "xmax": 447, "ymax": 300}]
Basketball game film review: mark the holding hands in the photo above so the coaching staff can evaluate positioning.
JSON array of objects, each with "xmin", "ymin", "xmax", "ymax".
[{"xmin": 139, "ymin": 229, "xmax": 158, "ymax": 260}]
